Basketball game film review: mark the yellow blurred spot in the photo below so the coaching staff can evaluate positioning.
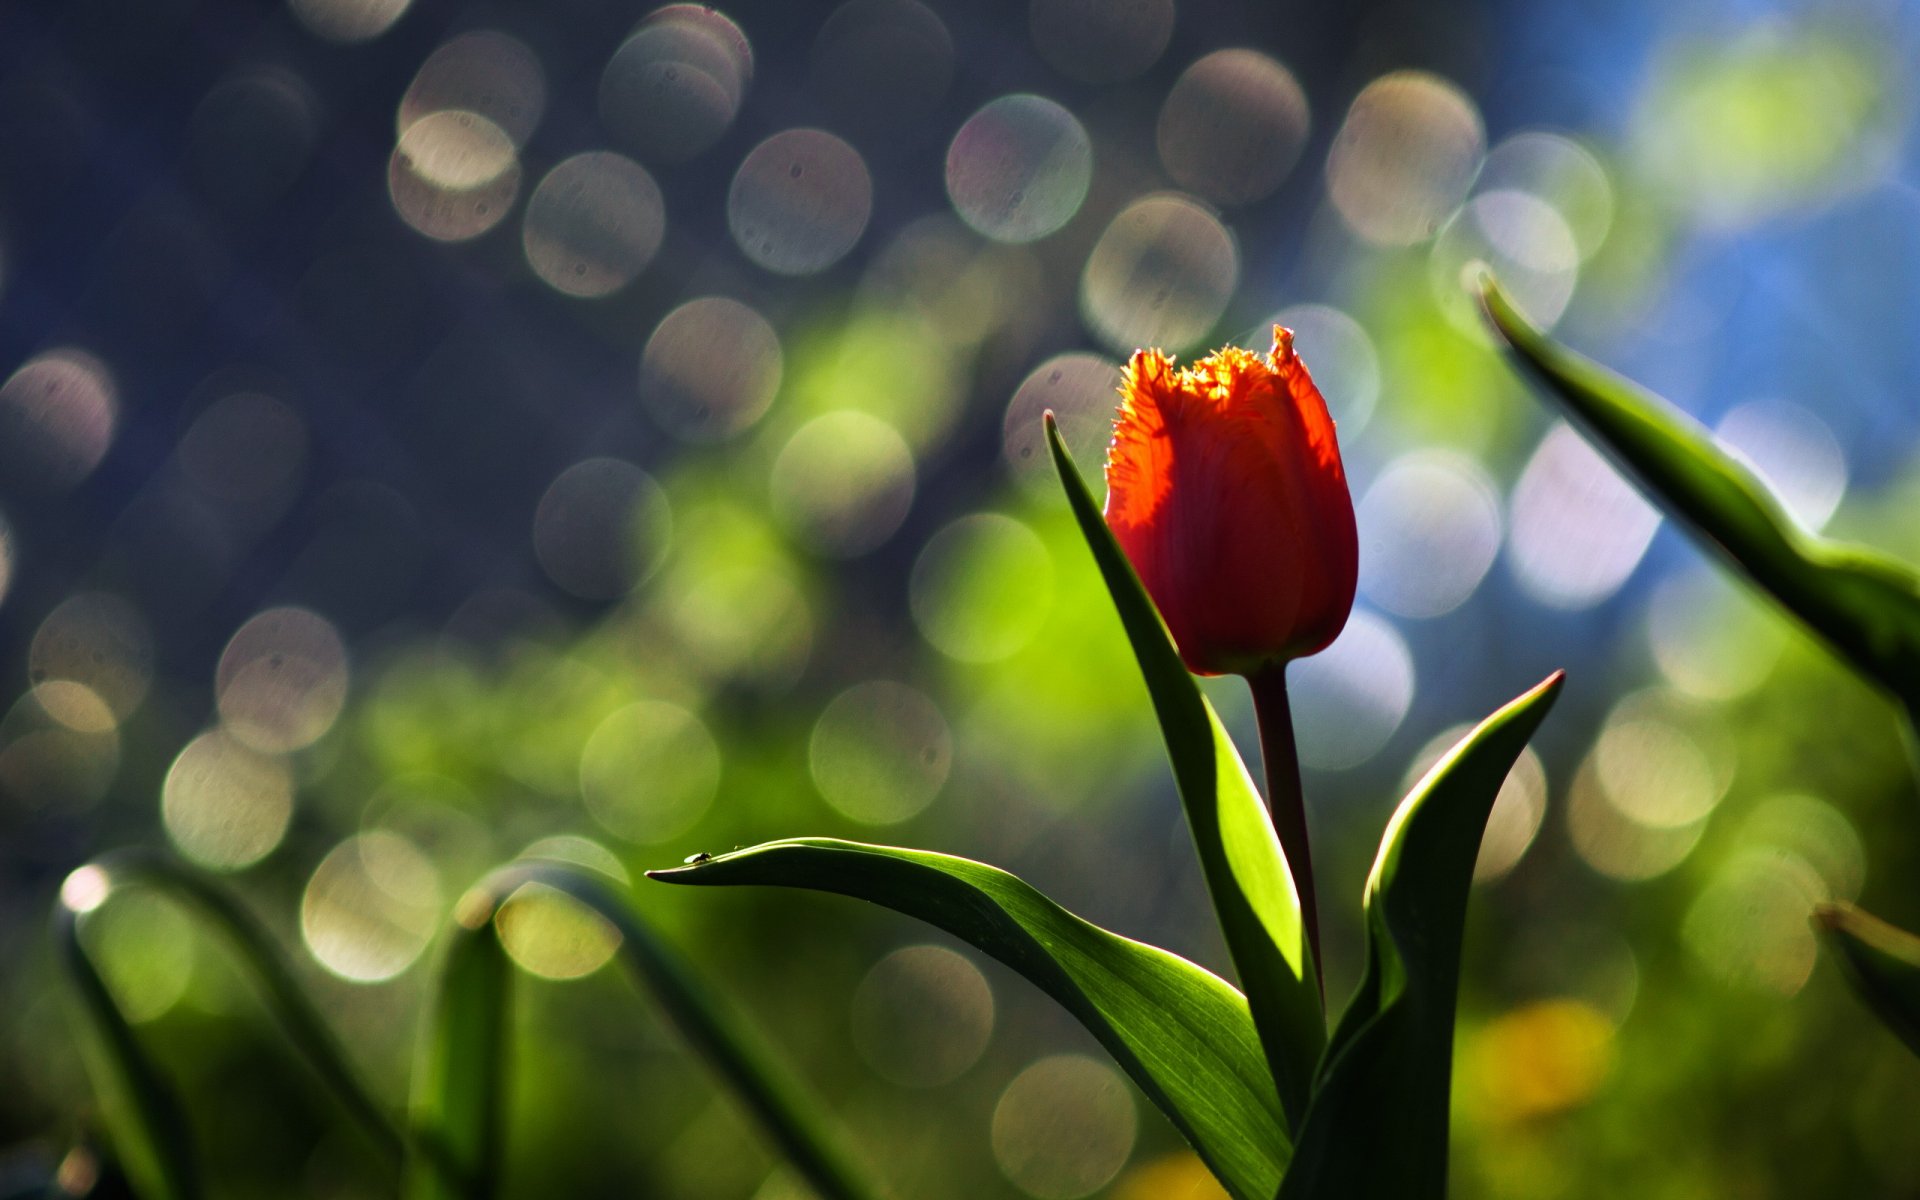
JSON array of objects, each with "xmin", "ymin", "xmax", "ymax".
[
  {"xmin": 496, "ymin": 881, "xmax": 621, "ymax": 980},
  {"xmin": 1462, "ymin": 999, "xmax": 1615, "ymax": 1125},
  {"xmin": 1110, "ymin": 1152, "xmax": 1230, "ymax": 1200}
]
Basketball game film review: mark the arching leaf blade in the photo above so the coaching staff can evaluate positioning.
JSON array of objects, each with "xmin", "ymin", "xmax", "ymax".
[
  {"xmin": 1480, "ymin": 278, "xmax": 1920, "ymax": 721},
  {"xmin": 652, "ymin": 838, "xmax": 1291, "ymax": 1200},
  {"xmin": 1280, "ymin": 672, "xmax": 1563, "ymax": 1200}
]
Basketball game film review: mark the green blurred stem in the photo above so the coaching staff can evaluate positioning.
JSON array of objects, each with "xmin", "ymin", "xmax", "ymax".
[{"xmin": 1248, "ymin": 667, "xmax": 1321, "ymax": 991}]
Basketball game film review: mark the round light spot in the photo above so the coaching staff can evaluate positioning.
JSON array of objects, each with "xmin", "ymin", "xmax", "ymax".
[
  {"xmin": 522, "ymin": 152, "xmax": 664, "ymax": 298},
  {"xmin": 533, "ymin": 458, "xmax": 672, "ymax": 600},
  {"xmin": 1028, "ymin": 0, "xmax": 1172, "ymax": 84},
  {"xmin": 301, "ymin": 832, "xmax": 441, "ymax": 982},
  {"xmin": 1001, "ymin": 353, "xmax": 1122, "ymax": 500},
  {"xmin": 1745, "ymin": 793, "xmax": 1865, "ymax": 904},
  {"xmin": 640, "ymin": 297, "xmax": 784, "ymax": 443},
  {"xmin": 288, "ymin": 0, "xmax": 411, "ymax": 43},
  {"xmin": 215, "ymin": 606, "xmax": 349, "ymax": 753},
  {"xmin": 1288, "ymin": 610, "xmax": 1415, "ymax": 771},
  {"xmin": 83, "ymin": 891, "xmax": 196, "ymax": 1023},
  {"xmin": 992, "ymin": 1055, "xmax": 1137, "ymax": 1198},
  {"xmin": 399, "ymin": 30, "xmax": 546, "ymax": 146},
  {"xmin": 946, "ymin": 95, "xmax": 1092, "ymax": 244},
  {"xmin": 1508, "ymin": 423, "xmax": 1661, "ymax": 610},
  {"xmin": 0, "ymin": 689, "xmax": 119, "ymax": 811},
  {"xmin": 910, "ymin": 514, "xmax": 1053, "ymax": 663},
  {"xmin": 1478, "ymin": 132, "xmax": 1614, "ymax": 259},
  {"xmin": 388, "ymin": 110, "xmax": 519, "ymax": 242},
  {"xmin": 769, "ymin": 412, "xmax": 916, "ymax": 558},
  {"xmin": 1430, "ymin": 190, "xmax": 1580, "ymax": 333},
  {"xmin": 0, "ymin": 349, "xmax": 118, "ymax": 493},
  {"xmin": 810, "ymin": 681, "xmax": 951, "ymax": 825},
  {"xmin": 1110, "ymin": 1153, "xmax": 1231, "ymax": 1200},
  {"xmin": 61, "ymin": 864, "xmax": 113, "ymax": 915},
  {"xmin": 30, "ymin": 592, "xmax": 153, "ymax": 723},
  {"xmin": 1714, "ymin": 400, "xmax": 1847, "ymax": 532},
  {"xmin": 162, "ymin": 731, "xmax": 294, "ymax": 871},
  {"xmin": 1404, "ymin": 727, "xmax": 1548, "ymax": 884},
  {"xmin": 1357, "ymin": 450, "xmax": 1502, "ymax": 619},
  {"xmin": 177, "ymin": 392, "xmax": 308, "ymax": 514},
  {"xmin": 1565, "ymin": 758, "xmax": 1706, "ymax": 882},
  {"xmin": 1081, "ymin": 194, "xmax": 1238, "ymax": 354},
  {"xmin": 1327, "ymin": 71, "xmax": 1485, "ymax": 246},
  {"xmin": 1264, "ymin": 305, "xmax": 1379, "ymax": 436},
  {"xmin": 1460, "ymin": 1000, "xmax": 1615, "ymax": 1124},
  {"xmin": 599, "ymin": 5, "xmax": 753, "ymax": 163},
  {"xmin": 1646, "ymin": 569, "xmax": 1788, "ymax": 701},
  {"xmin": 496, "ymin": 881, "xmax": 622, "ymax": 980},
  {"xmin": 1157, "ymin": 50, "xmax": 1309, "ymax": 206},
  {"xmin": 810, "ymin": 0, "xmax": 954, "ymax": 134},
  {"xmin": 579, "ymin": 700, "xmax": 721, "ymax": 844},
  {"xmin": 1684, "ymin": 850, "xmax": 1824, "ymax": 995},
  {"xmin": 188, "ymin": 70, "xmax": 321, "ymax": 212},
  {"xmin": 852, "ymin": 944, "xmax": 993, "ymax": 1087},
  {"xmin": 1594, "ymin": 714, "xmax": 1726, "ymax": 830},
  {"xmin": 728, "ymin": 129, "xmax": 873, "ymax": 275}
]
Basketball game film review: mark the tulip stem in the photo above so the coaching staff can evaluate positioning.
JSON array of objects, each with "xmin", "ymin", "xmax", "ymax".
[{"xmin": 1247, "ymin": 666, "xmax": 1322, "ymax": 993}]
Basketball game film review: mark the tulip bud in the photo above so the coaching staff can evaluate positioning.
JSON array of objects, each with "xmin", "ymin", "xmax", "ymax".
[{"xmin": 1104, "ymin": 326, "xmax": 1358, "ymax": 677}]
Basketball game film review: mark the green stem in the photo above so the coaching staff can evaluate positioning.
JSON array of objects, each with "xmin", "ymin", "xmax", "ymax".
[{"xmin": 1248, "ymin": 667, "xmax": 1322, "ymax": 992}]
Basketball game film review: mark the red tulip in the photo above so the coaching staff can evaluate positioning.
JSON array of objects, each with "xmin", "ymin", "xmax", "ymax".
[{"xmin": 1104, "ymin": 326, "xmax": 1358, "ymax": 678}]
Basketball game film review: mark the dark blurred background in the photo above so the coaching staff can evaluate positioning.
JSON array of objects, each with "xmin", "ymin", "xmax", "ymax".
[{"xmin": 3, "ymin": 0, "xmax": 1920, "ymax": 1196}]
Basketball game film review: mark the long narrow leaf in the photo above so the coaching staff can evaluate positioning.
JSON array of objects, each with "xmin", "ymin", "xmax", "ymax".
[
  {"xmin": 1814, "ymin": 903, "xmax": 1920, "ymax": 1057},
  {"xmin": 1279, "ymin": 673, "xmax": 1563, "ymax": 1200},
  {"xmin": 52, "ymin": 870, "xmax": 200, "ymax": 1200},
  {"xmin": 409, "ymin": 862, "xmax": 886, "ymax": 1200},
  {"xmin": 652, "ymin": 838, "xmax": 1290, "ymax": 1200},
  {"xmin": 91, "ymin": 851, "xmax": 405, "ymax": 1166},
  {"xmin": 1481, "ymin": 278, "xmax": 1920, "ymax": 721},
  {"xmin": 1044, "ymin": 412, "xmax": 1324, "ymax": 1129},
  {"xmin": 404, "ymin": 893, "xmax": 513, "ymax": 1200}
]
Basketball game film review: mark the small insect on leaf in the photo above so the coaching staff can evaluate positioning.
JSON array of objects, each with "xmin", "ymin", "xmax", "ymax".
[{"xmin": 684, "ymin": 852, "xmax": 714, "ymax": 865}]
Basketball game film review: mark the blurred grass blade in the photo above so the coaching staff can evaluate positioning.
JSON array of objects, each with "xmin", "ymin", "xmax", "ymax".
[
  {"xmin": 404, "ymin": 894, "xmax": 512, "ymax": 1200},
  {"xmin": 409, "ymin": 862, "xmax": 885, "ymax": 1200},
  {"xmin": 652, "ymin": 838, "xmax": 1290, "ymax": 1200},
  {"xmin": 1815, "ymin": 904, "xmax": 1920, "ymax": 1057},
  {"xmin": 93, "ymin": 851, "xmax": 405, "ymax": 1166},
  {"xmin": 52, "ymin": 873, "xmax": 200, "ymax": 1200},
  {"xmin": 1480, "ymin": 278, "xmax": 1920, "ymax": 721},
  {"xmin": 1044, "ymin": 413, "xmax": 1324, "ymax": 1130},
  {"xmin": 1279, "ymin": 673, "xmax": 1563, "ymax": 1200}
]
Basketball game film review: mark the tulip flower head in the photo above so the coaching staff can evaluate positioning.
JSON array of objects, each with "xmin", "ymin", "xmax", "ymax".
[{"xmin": 1104, "ymin": 326, "xmax": 1358, "ymax": 677}]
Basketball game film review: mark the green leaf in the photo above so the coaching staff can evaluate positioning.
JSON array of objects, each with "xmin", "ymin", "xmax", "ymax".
[
  {"xmin": 1480, "ymin": 278, "xmax": 1920, "ymax": 722},
  {"xmin": 404, "ymin": 889, "xmax": 513, "ymax": 1200},
  {"xmin": 52, "ymin": 870, "xmax": 200, "ymax": 1200},
  {"xmin": 652, "ymin": 838, "xmax": 1291, "ymax": 1200},
  {"xmin": 91, "ymin": 851, "xmax": 405, "ymax": 1167},
  {"xmin": 1814, "ymin": 903, "xmax": 1920, "ymax": 1057},
  {"xmin": 1279, "ymin": 673, "xmax": 1564, "ymax": 1200},
  {"xmin": 409, "ymin": 861, "xmax": 884, "ymax": 1200},
  {"xmin": 1043, "ymin": 413, "xmax": 1325, "ymax": 1130}
]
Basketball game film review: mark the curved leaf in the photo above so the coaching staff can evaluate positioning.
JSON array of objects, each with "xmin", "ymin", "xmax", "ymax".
[
  {"xmin": 91, "ymin": 851, "xmax": 404, "ymax": 1166},
  {"xmin": 651, "ymin": 838, "xmax": 1290, "ymax": 1200},
  {"xmin": 1814, "ymin": 903, "xmax": 1920, "ymax": 1057},
  {"xmin": 1279, "ymin": 672, "xmax": 1563, "ymax": 1200},
  {"xmin": 1480, "ymin": 278, "xmax": 1920, "ymax": 721},
  {"xmin": 404, "ymin": 888, "xmax": 512, "ymax": 1200},
  {"xmin": 52, "ymin": 876, "xmax": 200, "ymax": 1200},
  {"xmin": 409, "ymin": 861, "xmax": 884, "ymax": 1200},
  {"xmin": 1044, "ymin": 413, "xmax": 1324, "ymax": 1129}
]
